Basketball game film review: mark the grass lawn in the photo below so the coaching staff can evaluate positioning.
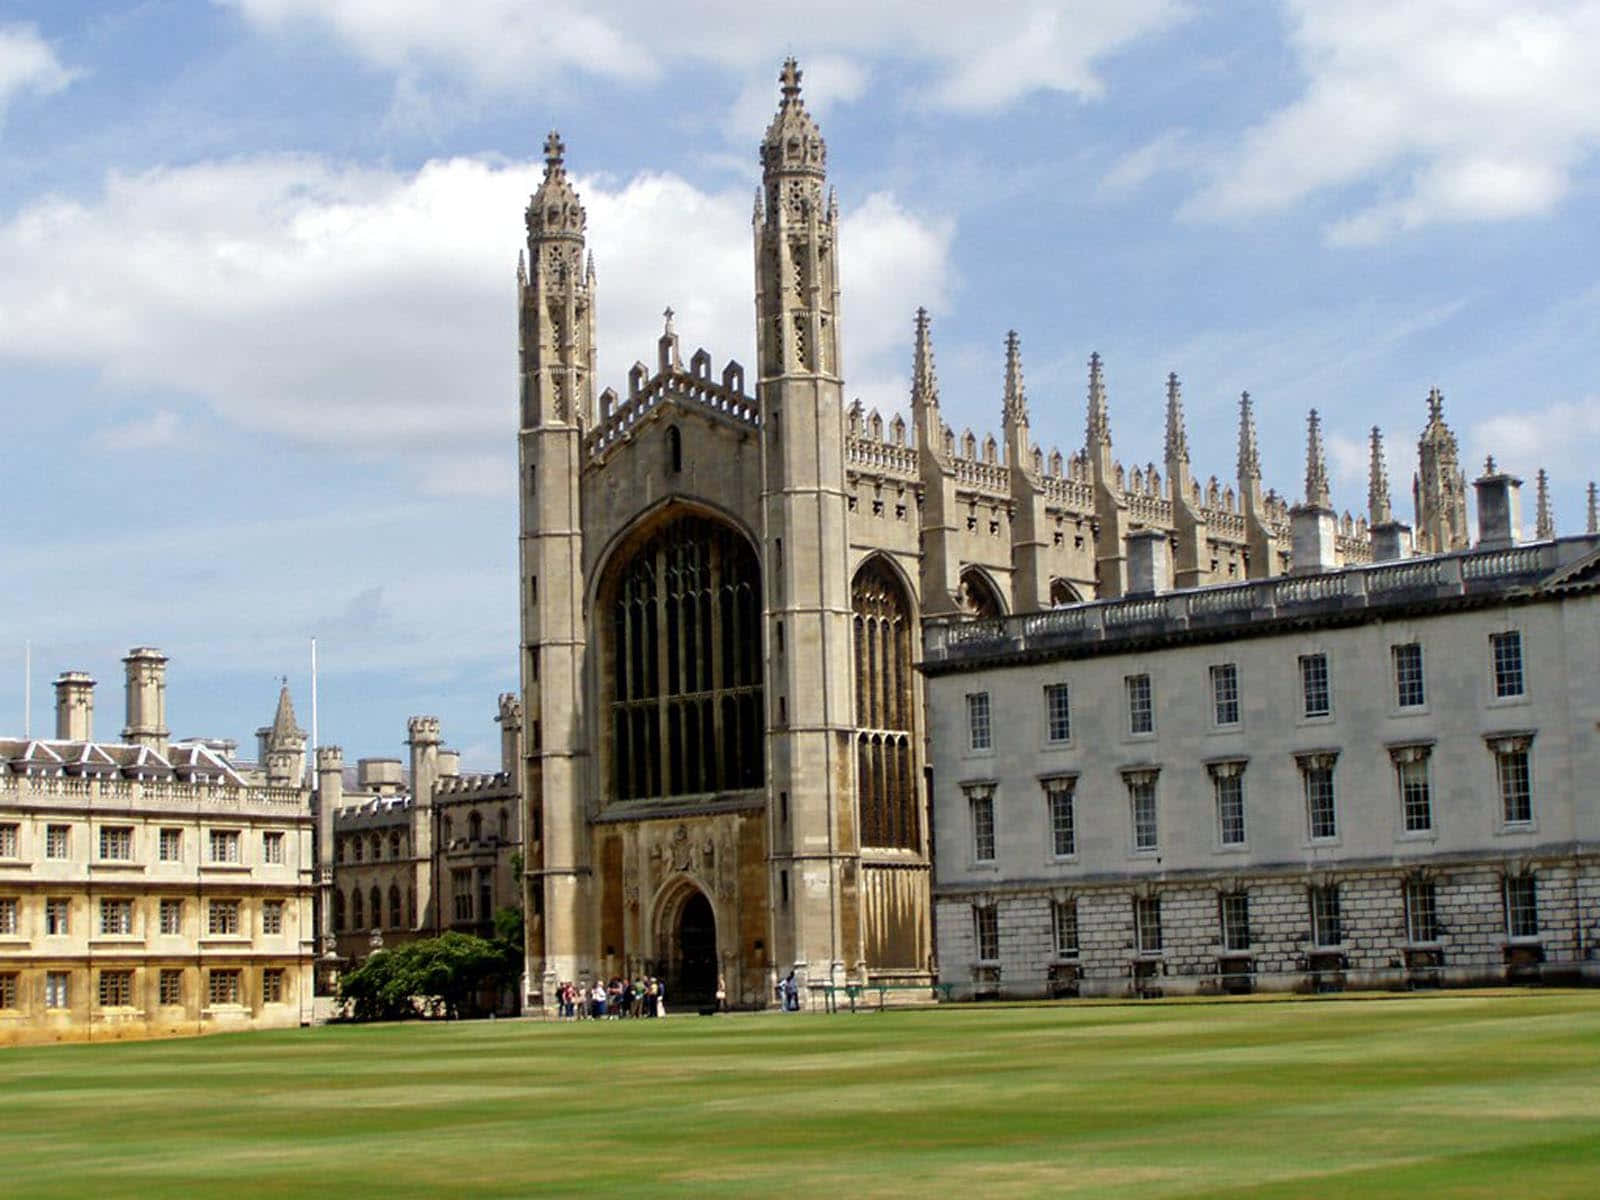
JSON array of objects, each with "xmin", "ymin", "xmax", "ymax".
[{"xmin": 7, "ymin": 992, "xmax": 1600, "ymax": 1198}]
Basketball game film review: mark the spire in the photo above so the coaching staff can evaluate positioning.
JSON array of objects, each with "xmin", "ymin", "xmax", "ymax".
[
  {"xmin": 911, "ymin": 307, "xmax": 939, "ymax": 411},
  {"xmin": 1535, "ymin": 469, "xmax": 1554, "ymax": 539},
  {"xmin": 1589, "ymin": 482, "xmax": 1598, "ymax": 534},
  {"xmin": 269, "ymin": 682, "xmax": 304, "ymax": 748},
  {"xmin": 1368, "ymin": 425, "xmax": 1393, "ymax": 524},
  {"xmin": 1237, "ymin": 391, "xmax": 1260, "ymax": 482},
  {"xmin": 760, "ymin": 57, "xmax": 826, "ymax": 181},
  {"xmin": 1163, "ymin": 372, "xmax": 1188, "ymax": 465},
  {"xmin": 1002, "ymin": 330, "xmax": 1027, "ymax": 426},
  {"xmin": 1304, "ymin": 409, "xmax": 1331, "ymax": 509},
  {"xmin": 1085, "ymin": 352, "xmax": 1110, "ymax": 449},
  {"xmin": 526, "ymin": 129, "xmax": 585, "ymax": 242}
]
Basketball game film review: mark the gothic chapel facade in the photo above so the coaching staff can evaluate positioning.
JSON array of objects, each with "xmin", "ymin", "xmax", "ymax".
[{"xmin": 516, "ymin": 61, "xmax": 1429, "ymax": 1008}]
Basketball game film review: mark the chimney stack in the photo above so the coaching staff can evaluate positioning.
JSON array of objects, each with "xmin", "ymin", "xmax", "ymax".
[
  {"xmin": 1473, "ymin": 457, "xmax": 1522, "ymax": 550},
  {"xmin": 53, "ymin": 671, "xmax": 95, "ymax": 741},
  {"xmin": 122, "ymin": 647, "xmax": 169, "ymax": 754},
  {"xmin": 1125, "ymin": 529, "xmax": 1170, "ymax": 596}
]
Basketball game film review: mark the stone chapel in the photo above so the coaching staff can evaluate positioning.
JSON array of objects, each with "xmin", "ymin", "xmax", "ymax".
[{"xmin": 514, "ymin": 59, "xmax": 1478, "ymax": 1009}]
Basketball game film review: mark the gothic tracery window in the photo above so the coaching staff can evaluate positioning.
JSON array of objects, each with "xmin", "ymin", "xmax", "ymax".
[
  {"xmin": 608, "ymin": 513, "xmax": 764, "ymax": 801},
  {"xmin": 957, "ymin": 568, "xmax": 1004, "ymax": 618},
  {"xmin": 853, "ymin": 558, "xmax": 918, "ymax": 850}
]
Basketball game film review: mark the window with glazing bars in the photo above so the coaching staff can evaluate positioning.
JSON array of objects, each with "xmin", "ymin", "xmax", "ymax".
[
  {"xmin": 1490, "ymin": 631, "xmax": 1524, "ymax": 698},
  {"xmin": 1504, "ymin": 875, "xmax": 1538, "ymax": 938},
  {"xmin": 1220, "ymin": 892, "xmax": 1250, "ymax": 951},
  {"xmin": 1393, "ymin": 642, "xmax": 1425, "ymax": 707},
  {"xmin": 1046, "ymin": 779, "xmax": 1075, "ymax": 857},
  {"xmin": 1126, "ymin": 674, "xmax": 1154, "ymax": 734},
  {"xmin": 1405, "ymin": 879, "xmax": 1438, "ymax": 942},
  {"xmin": 1210, "ymin": 663, "xmax": 1239, "ymax": 727},
  {"xmin": 1044, "ymin": 683, "xmax": 1071, "ymax": 742},
  {"xmin": 1299, "ymin": 653, "xmax": 1330, "ymax": 717},
  {"xmin": 973, "ymin": 904, "xmax": 999, "ymax": 961},
  {"xmin": 1310, "ymin": 885, "xmax": 1342, "ymax": 946}
]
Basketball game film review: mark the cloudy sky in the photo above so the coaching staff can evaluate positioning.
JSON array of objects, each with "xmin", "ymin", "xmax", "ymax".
[{"xmin": 3, "ymin": 1, "xmax": 1597, "ymax": 768}]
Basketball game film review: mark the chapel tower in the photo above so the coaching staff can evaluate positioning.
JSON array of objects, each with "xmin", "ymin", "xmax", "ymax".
[
  {"xmin": 518, "ymin": 132, "xmax": 594, "ymax": 993},
  {"xmin": 1414, "ymin": 388, "xmax": 1469, "ymax": 554},
  {"xmin": 753, "ymin": 59, "xmax": 866, "ymax": 985}
]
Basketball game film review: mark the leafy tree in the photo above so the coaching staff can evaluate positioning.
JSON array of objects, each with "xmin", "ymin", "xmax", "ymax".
[{"xmin": 338, "ymin": 931, "xmax": 516, "ymax": 1022}]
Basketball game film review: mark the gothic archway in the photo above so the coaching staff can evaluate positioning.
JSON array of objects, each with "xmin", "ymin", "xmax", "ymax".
[
  {"xmin": 656, "ymin": 884, "xmax": 718, "ymax": 1006},
  {"xmin": 1050, "ymin": 577, "xmax": 1084, "ymax": 607},
  {"xmin": 957, "ymin": 567, "xmax": 1005, "ymax": 618}
]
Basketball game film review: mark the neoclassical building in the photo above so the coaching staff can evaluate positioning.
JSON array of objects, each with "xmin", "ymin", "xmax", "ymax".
[
  {"xmin": 515, "ymin": 60, "xmax": 1433, "ymax": 1009},
  {"xmin": 0, "ymin": 651, "xmax": 316, "ymax": 1044},
  {"xmin": 924, "ymin": 428, "xmax": 1600, "ymax": 998}
]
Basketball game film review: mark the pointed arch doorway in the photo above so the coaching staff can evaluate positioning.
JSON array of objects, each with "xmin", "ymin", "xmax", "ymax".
[{"xmin": 659, "ymin": 886, "xmax": 719, "ymax": 1008}]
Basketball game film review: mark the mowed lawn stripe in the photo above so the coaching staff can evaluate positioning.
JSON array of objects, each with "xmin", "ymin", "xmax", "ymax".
[{"xmin": 5, "ymin": 992, "xmax": 1599, "ymax": 1198}]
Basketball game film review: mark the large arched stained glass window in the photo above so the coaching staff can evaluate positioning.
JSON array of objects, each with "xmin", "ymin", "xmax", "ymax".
[
  {"xmin": 853, "ymin": 558, "xmax": 918, "ymax": 850},
  {"xmin": 609, "ymin": 513, "xmax": 763, "ymax": 800}
]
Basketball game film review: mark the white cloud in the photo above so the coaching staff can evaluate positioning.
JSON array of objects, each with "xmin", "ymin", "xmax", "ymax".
[
  {"xmin": 0, "ymin": 154, "xmax": 953, "ymax": 494},
  {"xmin": 221, "ymin": 0, "xmax": 1185, "ymax": 116},
  {"xmin": 1469, "ymin": 399, "xmax": 1600, "ymax": 502},
  {"xmin": 1182, "ymin": 1, "xmax": 1600, "ymax": 241},
  {"xmin": 92, "ymin": 409, "xmax": 183, "ymax": 451},
  {"xmin": 0, "ymin": 23, "xmax": 77, "ymax": 126}
]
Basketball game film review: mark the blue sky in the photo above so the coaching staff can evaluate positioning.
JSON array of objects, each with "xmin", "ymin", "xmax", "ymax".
[{"xmin": 3, "ymin": 1, "xmax": 1597, "ymax": 768}]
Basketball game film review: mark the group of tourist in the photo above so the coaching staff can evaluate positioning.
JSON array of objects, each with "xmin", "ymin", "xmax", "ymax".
[{"xmin": 555, "ymin": 977, "xmax": 667, "ymax": 1020}]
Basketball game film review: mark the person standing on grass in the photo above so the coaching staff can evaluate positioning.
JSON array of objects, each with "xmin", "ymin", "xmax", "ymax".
[{"xmin": 716, "ymin": 974, "xmax": 727, "ymax": 1012}]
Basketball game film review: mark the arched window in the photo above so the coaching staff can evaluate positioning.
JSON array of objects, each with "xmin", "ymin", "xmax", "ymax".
[
  {"xmin": 389, "ymin": 830, "xmax": 400, "ymax": 859},
  {"xmin": 334, "ymin": 889, "xmax": 346, "ymax": 931},
  {"xmin": 351, "ymin": 888, "xmax": 363, "ymax": 930},
  {"xmin": 389, "ymin": 885, "xmax": 402, "ymax": 928},
  {"xmin": 369, "ymin": 887, "xmax": 382, "ymax": 930},
  {"xmin": 957, "ymin": 568, "xmax": 1004, "ymax": 618},
  {"xmin": 469, "ymin": 811, "xmax": 483, "ymax": 842},
  {"xmin": 667, "ymin": 425, "xmax": 683, "ymax": 474},
  {"xmin": 853, "ymin": 558, "xmax": 918, "ymax": 850},
  {"xmin": 498, "ymin": 807, "xmax": 508, "ymax": 840},
  {"xmin": 605, "ymin": 512, "xmax": 764, "ymax": 801},
  {"xmin": 369, "ymin": 833, "xmax": 381, "ymax": 862},
  {"xmin": 1049, "ymin": 578, "xmax": 1083, "ymax": 607},
  {"xmin": 335, "ymin": 837, "xmax": 345, "ymax": 864},
  {"xmin": 442, "ymin": 815, "xmax": 452, "ymax": 844},
  {"xmin": 352, "ymin": 837, "xmax": 363, "ymax": 863}
]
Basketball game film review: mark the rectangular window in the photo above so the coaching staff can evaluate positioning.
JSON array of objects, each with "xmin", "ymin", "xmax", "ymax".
[
  {"xmin": 966, "ymin": 692, "xmax": 992, "ymax": 751},
  {"xmin": 1044, "ymin": 683, "xmax": 1071, "ymax": 743},
  {"xmin": 158, "ymin": 828, "xmax": 182, "ymax": 862},
  {"xmin": 46, "ymin": 898, "xmax": 69, "ymax": 935},
  {"xmin": 453, "ymin": 869, "xmax": 473, "ymax": 922},
  {"xmin": 98, "ymin": 969, "xmax": 134, "ymax": 1008},
  {"xmin": 1052, "ymin": 899, "xmax": 1079, "ymax": 959},
  {"xmin": 263, "ymin": 900, "xmax": 285, "ymax": 935},
  {"xmin": 99, "ymin": 825, "xmax": 133, "ymax": 861},
  {"xmin": 208, "ymin": 829, "xmax": 241, "ymax": 863},
  {"xmin": 262, "ymin": 968, "xmax": 285, "ymax": 1004},
  {"xmin": 159, "ymin": 898, "xmax": 183, "ymax": 935},
  {"xmin": 1045, "ymin": 779, "xmax": 1075, "ymax": 858},
  {"xmin": 1405, "ymin": 879, "xmax": 1439, "ymax": 943},
  {"xmin": 99, "ymin": 898, "xmax": 133, "ymax": 936},
  {"xmin": 969, "ymin": 788, "xmax": 996, "ymax": 863},
  {"xmin": 1398, "ymin": 756, "xmax": 1432, "ymax": 832},
  {"xmin": 0, "ymin": 897, "xmax": 16, "ymax": 935},
  {"xmin": 1490, "ymin": 631, "xmax": 1524, "ymax": 698},
  {"xmin": 0, "ymin": 973, "xmax": 17, "ymax": 1008},
  {"xmin": 262, "ymin": 831, "xmax": 285, "ymax": 865},
  {"xmin": 1496, "ymin": 747, "xmax": 1532, "ymax": 824},
  {"xmin": 208, "ymin": 899, "xmax": 241, "ymax": 936},
  {"xmin": 0, "ymin": 823, "xmax": 17, "ymax": 857},
  {"xmin": 1128, "ymin": 775, "xmax": 1158, "ymax": 852},
  {"xmin": 1505, "ymin": 875, "xmax": 1538, "ymax": 939},
  {"xmin": 1134, "ymin": 896, "xmax": 1162, "ymax": 954},
  {"xmin": 1310, "ymin": 885, "xmax": 1342, "ymax": 947},
  {"xmin": 207, "ymin": 969, "xmax": 241, "ymax": 1007},
  {"xmin": 45, "ymin": 971, "xmax": 69, "ymax": 1009},
  {"xmin": 1212, "ymin": 765, "xmax": 1246, "ymax": 847},
  {"xmin": 973, "ymin": 904, "xmax": 999, "ymax": 962},
  {"xmin": 1210, "ymin": 663, "xmax": 1240, "ymax": 727},
  {"xmin": 1302, "ymin": 760, "xmax": 1337, "ymax": 840},
  {"xmin": 1393, "ymin": 642, "xmax": 1425, "ymax": 708},
  {"xmin": 46, "ymin": 824, "xmax": 70, "ymax": 859},
  {"xmin": 1299, "ymin": 653, "xmax": 1330, "ymax": 718},
  {"xmin": 159, "ymin": 970, "xmax": 183, "ymax": 1006},
  {"xmin": 1126, "ymin": 674, "xmax": 1154, "ymax": 735},
  {"xmin": 1220, "ymin": 892, "xmax": 1251, "ymax": 952}
]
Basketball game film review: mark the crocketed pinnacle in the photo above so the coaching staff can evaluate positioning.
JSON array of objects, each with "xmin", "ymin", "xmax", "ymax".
[
  {"xmin": 1589, "ymin": 482, "xmax": 1598, "ymax": 534},
  {"xmin": 1368, "ymin": 426, "xmax": 1393, "ymax": 524},
  {"xmin": 1002, "ymin": 330, "xmax": 1027, "ymax": 426},
  {"xmin": 1163, "ymin": 372, "xmax": 1188, "ymax": 465},
  {"xmin": 1086, "ymin": 352, "xmax": 1110, "ymax": 449},
  {"xmin": 1304, "ymin": 409, "xmax": 1331, "ymax": 509},
  {"xmin": 269, "ymin": 682, "xmax": 304, "ymax": 748},
  {"xmin": 911, "ymin": 308, "xmax": 939, "ymax": 410},
  {"xmin": 1237, "ymin": 391, "xmax": 1260, "ymax": 482},
  {"xmin": 1535, "ymin": 469, "xmax": 1554, "ymax": 539}
]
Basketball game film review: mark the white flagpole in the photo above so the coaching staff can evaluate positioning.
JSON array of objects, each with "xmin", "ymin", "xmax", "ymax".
[
  {"xmin": 309, "ymin": 637, "xmax": 319, "ymax": 788},
  {"xmin": 23, "ymin": 640, "xmax": 30, "ymax": 739}
]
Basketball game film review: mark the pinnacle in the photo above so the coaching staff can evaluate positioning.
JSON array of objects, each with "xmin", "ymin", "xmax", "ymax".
[
  {"xmin": 1368, "ymin": 425, "xmax": 1393, "ymax": 524},
  {"xmin": 1164, "ymin": 372, "xmax": 1188, "ymax": 465},
  {"xmin": 1237, "ymin": 391, "xmax": 1260, "ymax": 482},
  {"xmin": 780, "ymin": 57, "xmax": 803, "ymax": 105},
  {"xmin": 543, "ymin": 130, "xmax": 566, "ymax": 171},
  {"xmin": 1304, "ymin": 408, "xmax": 1331, "ymax": 509}
]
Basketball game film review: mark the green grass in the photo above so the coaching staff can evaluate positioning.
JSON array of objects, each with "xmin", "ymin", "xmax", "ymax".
[{"xmin": 7, "ymin": 992, "xmax": 1600, "ymax": 1198}]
